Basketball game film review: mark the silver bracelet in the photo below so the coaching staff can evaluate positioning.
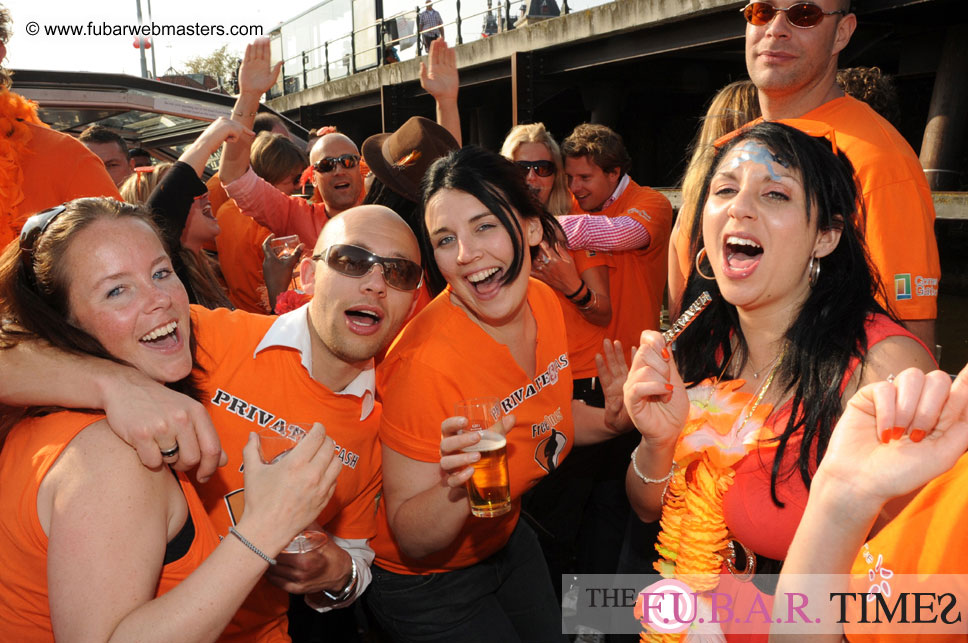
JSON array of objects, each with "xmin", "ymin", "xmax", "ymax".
[
  {"xmin": 321, "ymin": 558, "xmax": 358, "ymax": 602},
  {"xmin": 630, "ymin": 444, "xmax": 676, "ymax": 484},
  {"xmin": 229, "ymin": 526, "xmax": 277, "ymax": 566}
]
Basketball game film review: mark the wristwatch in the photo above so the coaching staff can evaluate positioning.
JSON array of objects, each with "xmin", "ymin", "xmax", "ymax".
[{"xmin": 321, "ymin": 558, "xmax": 358, "ymax": 602}]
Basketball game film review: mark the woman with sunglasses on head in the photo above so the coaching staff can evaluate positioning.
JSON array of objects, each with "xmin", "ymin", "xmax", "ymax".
[
  {"xmin": 0, "ymin": 197, "xmax": 341, "ymax": 641},
  {"xmin": 622, "ymin": 122, "xmax": 934, "ymax": 641},
  {"xmin": 364, "ymin": 146, "xmax": 631, "ymax": 642}
]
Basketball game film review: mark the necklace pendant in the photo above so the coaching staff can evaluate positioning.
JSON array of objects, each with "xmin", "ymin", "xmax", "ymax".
[{"xmin": 752, "ymin": 373, "xmax": 759, "ymax": 379}]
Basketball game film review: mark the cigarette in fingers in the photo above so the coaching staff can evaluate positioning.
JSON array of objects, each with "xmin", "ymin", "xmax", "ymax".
[{"xmin": 662, "ymin": 291, "xmax": 712, "ymax": 346}]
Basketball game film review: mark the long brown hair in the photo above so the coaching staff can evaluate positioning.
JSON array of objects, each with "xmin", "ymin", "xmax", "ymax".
[{"xmin": 0, "ymin": 197, "xmax": 204, "ymax": 450}]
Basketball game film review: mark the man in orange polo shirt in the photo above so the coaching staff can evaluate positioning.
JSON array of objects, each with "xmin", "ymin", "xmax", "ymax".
[{"xmin": 561, "ymin": 123, "xmax": 673, "ymax": 353}]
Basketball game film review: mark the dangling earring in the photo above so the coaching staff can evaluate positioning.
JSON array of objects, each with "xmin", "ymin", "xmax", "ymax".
[
  {"xmin": 808, "ymin": 255, "xmax": 821, "ymax": 288},
  {"xmin": 695, "ymin": 248, "xmax": 715, "ymax": 281}
]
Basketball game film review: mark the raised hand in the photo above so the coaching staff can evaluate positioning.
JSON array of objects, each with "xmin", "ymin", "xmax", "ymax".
[
  {"xmin": 239, "ymin": 37, "xmax": 282, "ymax": 97},
  {"xmin": 623, "ymin": 330, "xmax": 689, "ymax": 447},
  {"xmin": 815, "ymin": 364, "xmax": 968, "ymax": 510},
  {"xmin": 530, "ymin": 240, "xmax": 582, "ymax": 295},
  {"xmin": 261, "ymin": 233, "xmax": 304, "ymax": 312},
  {"xmin": 596, "ymin": 339, "xmax": 632, "ymax": 432},
  {"xmin": 419, "ymin": 38, "xmax": 458, "ymax": 102}
]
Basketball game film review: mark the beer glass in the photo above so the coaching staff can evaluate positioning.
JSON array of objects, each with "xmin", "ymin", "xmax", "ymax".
[
  {"xmin": 257, "ymin": 424, "xmax": 329, "ymax": 554},
  {"xmin": 269, "ymin": 234, "xmax": 301, "ymax": 258},
  {"xmin": 455, "ymin": 397, "xmax": 511, "ymax": 518}
]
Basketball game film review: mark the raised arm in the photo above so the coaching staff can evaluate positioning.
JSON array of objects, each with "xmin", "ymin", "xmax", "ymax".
[
  {"xmin": 420, "ymin": 39, "xmax": 461, "ymax": 146},
  {"xmin": 772, "ymin": 364, "xmax": 968, "ymax": 641},
  {"xmin": 179, "ymin": 117, "xmax": 254, "ymax": 178},
  {"xmin": 0, "ymin": 340, "xmax": 223, "ymax": 482},
  {"xmin": 220, "ymin": 37, "xmax": 281, "ymax": 185}
]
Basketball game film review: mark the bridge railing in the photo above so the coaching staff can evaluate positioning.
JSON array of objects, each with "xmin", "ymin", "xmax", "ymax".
[{"xmin": 268, "ymin": 0, "xmax": 612, "ymax": 98}]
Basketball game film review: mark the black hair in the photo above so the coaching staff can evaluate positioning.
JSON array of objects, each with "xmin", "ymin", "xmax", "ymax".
[
  {"xmin": 419, "ymin": 145, "xmax": 561, "ymax": 297},
  {"xmin": 678, "ymin": 121, "xmax": 889, "ymax": 503}
]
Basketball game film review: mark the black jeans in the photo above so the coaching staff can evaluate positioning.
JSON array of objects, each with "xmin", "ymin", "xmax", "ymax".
[{"xmin": 365, "ymin": 521, "xmax": 567, "ymax": 642}]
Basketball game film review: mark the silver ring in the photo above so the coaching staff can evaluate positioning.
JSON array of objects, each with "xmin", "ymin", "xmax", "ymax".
[
  {"xmin": 160, "ymin": 443, "xmax": 180, "ymax": 459},
  {"xmin": 886, "ymin": 373, "xmax": 895, "ymax": 384}
]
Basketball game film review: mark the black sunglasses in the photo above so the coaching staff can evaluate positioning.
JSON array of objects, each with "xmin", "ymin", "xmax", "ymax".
[
  {"xmin": 313, "ymin": 154, "xmax": 360, "ymax": 174},
  {"xmin": 514, "ymin": 160, "xmax": 556, "ymax": 178},
  {"xmin": 742, "ymin": 2, "xmax": 846, "ymax": 28},
  {"xmin": 312, "ymin": 244, "xmax": 422, "ymax": 291},
  {"xmin": 19, "ymin": 204, "xmax": 68, "ymax": 281}
]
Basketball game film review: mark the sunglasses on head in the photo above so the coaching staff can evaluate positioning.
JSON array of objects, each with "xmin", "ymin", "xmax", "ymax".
[
  {"xmin": 19, "ymin": 204, "xmax": 68, "ymax": 280},
  {"xmin": 514, "ymin": 160, "xmax": 555, "ymax": 178},
  {"xmin": 313, "ymin": 244, "xmax": 422, "ymax": 291},
  {"xmin": 742, "ymin": 2, "xmax": 846, "ymax": 28},
  {"xmin": 313, "ymin": 154, "xmax": 360, "ymax": 174}
]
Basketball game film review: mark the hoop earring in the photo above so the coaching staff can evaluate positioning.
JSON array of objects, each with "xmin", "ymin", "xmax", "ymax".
[
  {"xmin": 808, "ymin": 255, "xmax": 821, "ymax": 288},
  {"xmin": 695, "ymin": 248, "xmax": 715, "ymax": 281}
]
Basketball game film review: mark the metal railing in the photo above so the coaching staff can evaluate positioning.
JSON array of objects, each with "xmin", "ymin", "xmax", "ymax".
[{"xmin": 268, "ymin": 0, "xmax": 607, "ymax": 98}]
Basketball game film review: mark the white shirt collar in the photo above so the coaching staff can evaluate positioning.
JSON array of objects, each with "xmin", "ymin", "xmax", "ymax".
[
  {"xmin": 596, "ymin": 173, "xmax": 630, "ymax": 212},
  {"xmin": 254, "ymin": 304, "xmax": 376, "ymax": 420}
]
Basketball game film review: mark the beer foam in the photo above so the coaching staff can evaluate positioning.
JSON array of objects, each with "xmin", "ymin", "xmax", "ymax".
[{"xmin": 461, "ymin": 430, "xmax": 506, "ymax": 452}]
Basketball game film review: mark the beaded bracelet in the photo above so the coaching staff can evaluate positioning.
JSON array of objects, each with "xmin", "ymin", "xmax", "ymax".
[
  {"xmin": 232, "ymin": 110, "xmax": 257, "ymax": 118},
  {"xmin": 630, "ymin": 444, "xmax": 676, "ymax": 484},
  {"xmin": 229, "ymin": 526, "xmax": 277, "ymax": 566}
]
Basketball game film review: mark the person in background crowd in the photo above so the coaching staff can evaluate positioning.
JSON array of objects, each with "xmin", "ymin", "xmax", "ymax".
[
  {"xmin": 0, "ymin": 3, "xmax": 120, "ymax": 248},
  {"xmin": 419, "ymin": 0, "xmax": 444, "ymax": 51},
  {"xmin": 120, "ymin": 162, "xmax": 174, "ymax": 206},
  {"xmin": 742, "ymin": 0, "xmax": 939, "ymax": 349},
  {"xmin": 216, "ymin": 131, "xmax": 307, "ymax": 314},
  {"xmin": 79, "ymin": 124, "xmax": 134, "ymax": 188},
  {"xmin": 0, "ymin": 196, "xmax": 341, "ymax": 641},
  {"xmin": 128, "ymin": 146, "xmax": 153, "ymax": 170},
  {"xmin": 624, "ymin": 122, "xmax": 935, "ymax": 641},
  {"xmin": 668, "ymin": 79, "xmax": 761, "ymax": 316},
  {"xmin": 836, "ymin": 65, "xmax": 901, "ymax": 127}
]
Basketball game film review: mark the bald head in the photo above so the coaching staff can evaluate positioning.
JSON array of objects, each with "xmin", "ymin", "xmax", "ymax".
[
  {"xmin": 309, "ymin": 133, "xmax": 364, "ymax": 216},
  {"xmin": 316, "ymin": 204, "xmax": 420, "ymax": 265},
  {"xmin": 310, "ymin": 133, "xmax": 359, "ymax": 164}
]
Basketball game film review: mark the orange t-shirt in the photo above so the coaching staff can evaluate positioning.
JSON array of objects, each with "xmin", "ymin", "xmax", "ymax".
[
  {"xmin": 207, "ymin": 173, "xmax": 230, "ymax": 217},
  {"xmin": 0, "ymin": 411, "xmax": 219, "ymax": 640},
  {"xmin": 372, "ymin": 279, "xmax": 574, "ymax": 574},
  {"xmin": 1, "ymin": 121, "xmax": 121, "ymax": 248},
  {"xmin": 843, "ymin": 455, "xmax": 968, "ymax": 642},
  {"xmin": 557, "ymin": 249, "xmax": 611, "ymax": 379},
  {"xmin": 570, "ymin": 180, "xmax": 673, "ymax": 352},
  {"xmin": 670, "ymin": 97, "xmax": 939, "ymax": 322},
  {"xmin": 191, "ymin": 305, "xmax": 383, "ymax": 641},
  {"xmin": 215, "ymin": 199, "xmax": 274, "ymax": 314}
]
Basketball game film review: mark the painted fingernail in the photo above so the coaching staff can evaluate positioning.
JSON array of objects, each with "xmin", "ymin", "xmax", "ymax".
[
  {"xmin": 661, "ymin": 347, "xmax": 670, "ymax": 361},
  {"xmin": 910, "ymin": 429, "xmax": 926, "ymax": 443},
  {"xmin": 892, "ymin": 426, "xmax": 905, "ymax": 440},
  {"xmin": 880, "ymin": 430, "xmax": 891, "ymax": 444},
  {"xmin": 665, "ymin": 383, "xmax": 675, "ymax": 392}
]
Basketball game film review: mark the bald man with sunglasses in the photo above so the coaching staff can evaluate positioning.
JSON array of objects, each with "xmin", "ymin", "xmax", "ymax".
[{"xmin": 742, "ymin": 0, "xmax": 940, "ymax": 350}]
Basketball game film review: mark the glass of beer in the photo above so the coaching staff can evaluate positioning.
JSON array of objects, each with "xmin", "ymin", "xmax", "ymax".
[
  {"xmin": 256, "ymin": 424, "xmax": 329, "ymax": 554},
  {"xmin": 455, "ymin": 397, "xmax": 512, "ymax": 518},
  {"xmin": 270, "ymin": 234, "xmax": 301, "ymax": 258}
]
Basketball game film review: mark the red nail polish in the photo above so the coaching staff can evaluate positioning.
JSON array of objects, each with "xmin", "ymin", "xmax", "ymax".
[
  {"xmin": 910, "ymin": 429, "xmax": 926, "ymax": 443},
  {"xmin": 661, "ymin": 347, "xmax": 670, "ymax": 361},
  {"xmin": 880, "ymin": 430, "xmax": 891, "ymax": 444},
  {"xmin": 665, "ymin": 383, "xmax": 675, "ymax": 392},
  {"xmin": 892, "ymin": 426, "xmax": 905, "ymax": 440}
]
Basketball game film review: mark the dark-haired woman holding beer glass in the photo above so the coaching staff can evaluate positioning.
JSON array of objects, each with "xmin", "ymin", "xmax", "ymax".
[{"xmin": 365, "ymin": 146, "xmax": 629, "ymax": 642}]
